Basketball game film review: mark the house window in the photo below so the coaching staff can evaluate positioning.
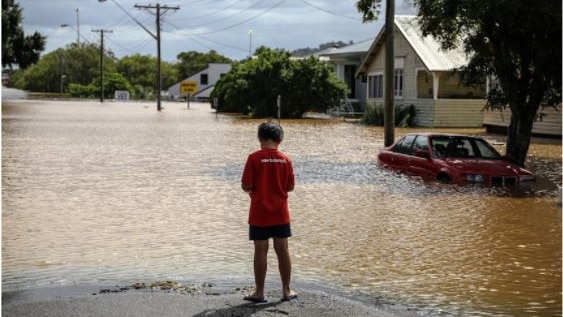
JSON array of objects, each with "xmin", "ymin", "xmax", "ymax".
[
  {"xmin": 200, "ymin": 73, "xmax": 208, "ymax": 85},
  {"xmin": 368, "ymin": 74, "xmax": 383, "ymax": 98},
  {"xmin": 394, "ymin": 68, "xmax": 404, "ymax": 98}
]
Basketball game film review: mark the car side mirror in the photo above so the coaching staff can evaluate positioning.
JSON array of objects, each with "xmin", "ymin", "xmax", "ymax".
[{"xmin": 414, "ymin": 149, "xmax": 431, "ymax": 159}]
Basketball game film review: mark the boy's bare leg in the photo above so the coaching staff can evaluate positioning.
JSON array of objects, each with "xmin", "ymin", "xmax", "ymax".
[
  {"xmin": 273, "ymin": 237, "xmax": 295, "ymax": 298},
  {"xmin": 251, "ymin": 240, "xmax": 269, "ymax": 299}
]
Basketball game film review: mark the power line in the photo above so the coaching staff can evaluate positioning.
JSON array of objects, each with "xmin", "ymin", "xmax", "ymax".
[
  {"xmin": 173, "ymin": 0, "xmax": 265, "ymax": 28},
  {"xmin": 134, "ymin": 3, "xmax": 180, "ymax": 111},
  {"xmin": 165, "ymin": 20, "xmax": 247, "ymax": 53},
  {"xmin": 186, "ymin": 0, "xmax": 289, "ymax": 36},
  {"xmin": 172, "ymin": 0, "xmax": 240, "ymax": 22},
  {"xmin": 296, "ymin": 0, "xmax": 362, "ymax": 21}
]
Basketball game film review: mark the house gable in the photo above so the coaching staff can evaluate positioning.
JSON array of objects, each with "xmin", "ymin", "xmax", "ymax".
[
  {"xmin": 357, "ymin": 16, "xmax": 468, "ymax": 76},
  {"xmin": 168, "ymin": 63, "xmax": 231, "ymax": 99}
]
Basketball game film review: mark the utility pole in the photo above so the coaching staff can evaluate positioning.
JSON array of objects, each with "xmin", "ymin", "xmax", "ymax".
[
  {"xmin": 134, "ymin": 3, "xmax": 180, "ymax": 111},
  {"xmin": 76, "ymin": 8, "xmax": 80, "ymax": 46},
  {"xmin": 92, "ymin": 29, "xmax": 113, "ymax": 102},
  {"xmin": 58, "ymin": 53, "xmax": 65, "ymax": 97},
  {"xmin": 384, "ymin": 0, "xmax": 395, "ymax": 146}
]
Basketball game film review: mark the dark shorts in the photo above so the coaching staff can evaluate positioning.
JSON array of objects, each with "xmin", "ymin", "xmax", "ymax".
[{"xmin": 249, "ymin": 223, "xmax": 292, "ymax": 240}]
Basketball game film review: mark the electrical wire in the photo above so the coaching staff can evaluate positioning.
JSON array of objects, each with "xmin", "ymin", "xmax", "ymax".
[
  {"xmin": 186, "ymin": 0, "xmax": 289, "ymax": 35},
  {"xmin": 165, "ymin": 20, "xmax": 247, "ymax": 53},
  {"xmin": 295, "ymin": 0, "xmax": 362, "ymax": 21},
  {"xmin": 171, "ymin": 0, "xmax": 240, "ymax": 22},
  {"xmin": 171, "ymin": 0, "xmax": 264, "ymax": 27}
]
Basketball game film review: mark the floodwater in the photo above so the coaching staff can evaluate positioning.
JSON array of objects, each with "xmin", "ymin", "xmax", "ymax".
[{"xmin": 2, "ymin": 100, "xmax": 561, "ymax": 316}]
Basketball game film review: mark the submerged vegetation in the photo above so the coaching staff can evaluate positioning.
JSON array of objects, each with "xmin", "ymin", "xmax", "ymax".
[{"xmin": 361, "ymin": 103, "xmax": 417, "ymax": 127}]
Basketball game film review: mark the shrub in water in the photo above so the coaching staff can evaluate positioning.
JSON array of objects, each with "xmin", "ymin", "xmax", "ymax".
[{"xmin": 362, "ymin": 103, "xmax": 417, "ymax": 127}]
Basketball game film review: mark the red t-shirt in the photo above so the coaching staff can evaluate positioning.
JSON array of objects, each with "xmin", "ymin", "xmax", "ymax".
[{"xmin": 241, "ymin": 148, "xmax": 295, "ymax": 226}]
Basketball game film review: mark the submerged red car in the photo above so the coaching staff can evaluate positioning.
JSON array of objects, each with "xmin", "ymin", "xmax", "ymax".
[{"xmin": 377, "ymin": 133, "xmax": 535, "ymax": 186}]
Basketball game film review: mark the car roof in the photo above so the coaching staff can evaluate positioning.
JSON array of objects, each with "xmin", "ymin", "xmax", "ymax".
[{"xmin": 402, "ymin": 132, "xmax": 483, "ymax": 138}]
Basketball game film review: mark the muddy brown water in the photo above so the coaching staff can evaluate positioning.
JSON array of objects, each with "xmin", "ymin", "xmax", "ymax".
[{"xmin": 2, "ymin": 100, "xmax": 561, "ymax": 316}]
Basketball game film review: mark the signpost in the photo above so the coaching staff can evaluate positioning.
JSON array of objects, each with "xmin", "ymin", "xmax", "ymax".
[{"xmin": 180, "ymin": 81, "xmax": 198, "ymax": 109}]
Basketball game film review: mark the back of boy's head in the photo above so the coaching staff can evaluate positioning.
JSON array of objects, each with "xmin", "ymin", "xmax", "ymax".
[{"xmin": 258, "ymin": 122, "xmax": 284, "ymax": 143}]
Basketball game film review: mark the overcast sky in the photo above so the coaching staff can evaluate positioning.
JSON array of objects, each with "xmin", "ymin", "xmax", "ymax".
[{"xmin": 18, "ymin": 0, "xmax": 415, "ymax": 62}]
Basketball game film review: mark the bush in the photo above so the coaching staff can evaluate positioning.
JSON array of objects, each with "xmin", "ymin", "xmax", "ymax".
[
  {"xmin": 362, "ymin": 103, "xmax": 417, "ymax": 127},
  {"xmin": 211, "ymin": 46, "xmax": 348, "ymax": 118}
]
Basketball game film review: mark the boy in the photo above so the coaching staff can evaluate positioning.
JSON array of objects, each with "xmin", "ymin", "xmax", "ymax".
[{"xmin": 241, "ymin": 122, "xmax": 297, "ymax": 303}]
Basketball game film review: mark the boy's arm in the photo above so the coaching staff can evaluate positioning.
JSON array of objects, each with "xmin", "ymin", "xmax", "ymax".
[
  {"xmin": 287, "ymin": 183, "xmax": 294, "ymax": 192},
  {"xmin": 241, "ymin": 183, "xmax": 252, "ymax": 193}
]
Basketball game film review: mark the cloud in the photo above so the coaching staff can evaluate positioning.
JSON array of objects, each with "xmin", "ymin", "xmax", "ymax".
[{"xmin": 17, "ymin": 0, "xmax": 415, "ymax": 61}]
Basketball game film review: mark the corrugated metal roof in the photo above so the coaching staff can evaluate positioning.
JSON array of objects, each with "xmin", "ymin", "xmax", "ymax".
[
  {"xmin": 318, "ymin": 38, "xmax": 374, "ymax": 57},
  {"xmin": 395, "ymin": 16, "xmax": 468, "ymax": 71},
  {"xmin": 357, "ymin": 16, "xmax": 469, "ymax": 75}
]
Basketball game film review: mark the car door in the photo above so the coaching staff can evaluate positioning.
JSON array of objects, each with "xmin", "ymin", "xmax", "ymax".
[
  {"xmin": 408, "ymin": 135, "xmax": 435, "ymax": 178},
  {"xmin": 392, "ymin": 134, "xmax": 416, "ymax": 173}
]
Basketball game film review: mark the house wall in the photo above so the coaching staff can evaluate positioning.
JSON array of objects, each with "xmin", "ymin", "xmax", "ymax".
[
  {"xmin": 365, "ymin": 29, "xmax": 421, "ymax": 101},
  {"xmin": 405, "ymin": 98, "xmax": 434, "ymax": 126},
  {"xmin": 483, "ymin": 106, "xmax": 562, "ymax": 136},
  {"xmin": 432, "ymin": 99, "xmax": 486, "ymax": 127},
  {"xmin": 360, "ymin": 27, "xmax": 491, "ymax": 128},
  {"xmin": 416, "ymin": 71, "xmax": 486, "ymax": 99},
  {"xmin": 168, "ymin": 63, "xmax": 231, "ymax": 100},
  {"xmin": 404, "ymin": 99, "xmax": 486, "ymax": 127}
]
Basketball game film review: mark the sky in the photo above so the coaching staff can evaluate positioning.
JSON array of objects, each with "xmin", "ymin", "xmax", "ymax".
[{"xmin": 17, "ymin": 0, "xmax": 415, "ymax": 62}]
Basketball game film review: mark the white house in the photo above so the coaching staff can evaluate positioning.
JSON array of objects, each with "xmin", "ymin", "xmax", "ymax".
[
  {"xmin": 356, "ymin": 15, "xmax": 488, "ymax": 127},
  {"xmin": 168, "ymin": 63, "xmax": 231, "ymax": 101},
  {"xmin": 317, "ymin": 39, "xmax": 373, "ymax": 109}
]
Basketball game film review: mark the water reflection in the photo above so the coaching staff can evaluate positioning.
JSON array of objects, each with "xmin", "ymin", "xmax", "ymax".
[{"xmin": 2, "ymin": 100, "xmax": 561, "ymax": 316}]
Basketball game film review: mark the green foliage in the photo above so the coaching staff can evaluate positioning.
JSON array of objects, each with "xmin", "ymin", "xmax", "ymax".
[
  {"xmin": 355, "ymin": 0, "xmax": 382, "ymax": 22},
  {"xmin": 117, "ymin": 54, "xmax": 178, "ymax": 96},
  {"xmin": 67, "ymin": 83, "xmax": 97, "ymax": 98},
  {"xmin": 211, "ymin": 46, "xmax": 348, "ymax": 118},
  {"xmin": 13, "ymin": 43, "xmax": 117, "ymax": 93},
  {"xmin": 117, "ymin": 54, "xmax": 157, "ymax": 89},
  {"xmin": 68, "ymin": 71, "xmax": 133, "ymax": 99},
  {"xmin": 175, "ymin": 50, "xmax": 231, "ymax": 79},
  {"xmin": 362, "ymin": 103, "xmax": 417, "ymax": 127},
  {"xmin": 2, "ymin": 1, "xmax": 46, "ymax": 69}
]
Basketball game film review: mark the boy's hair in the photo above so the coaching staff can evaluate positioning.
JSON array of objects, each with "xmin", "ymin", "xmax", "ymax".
[{"xmin": 258, "ymin": 122, "xmax": 284, "ymax": 143}]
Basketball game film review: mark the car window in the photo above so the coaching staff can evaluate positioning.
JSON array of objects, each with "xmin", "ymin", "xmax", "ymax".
[
  {"xmin": 413, "ymin": 135, "xmax": 429, "ymax": 152},
  {"xmin": 473, "ymin": 139, "xmax": 502, "ymax": 159},
  {"xmin": 431, "ymin": 136, "xmax": 502, "ymax": 158},
  {"xmin": 394, "ymin": 135, "xmax": 416, "ymax": 155},
  {"xmin": 431, "ymin": 137, "xmax": 449, "ymax": 157}
]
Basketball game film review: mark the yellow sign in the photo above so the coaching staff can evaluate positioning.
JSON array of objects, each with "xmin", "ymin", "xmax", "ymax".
[{"xmin": 180, "ymin": 81, "xmax": 198, "ymax": 94}]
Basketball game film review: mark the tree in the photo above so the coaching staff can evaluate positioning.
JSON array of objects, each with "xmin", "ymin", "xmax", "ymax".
[
  {"xmin": 117, "ymin": 54, "xmax": 178, "ymax": 98},
  {"xmin": 356, "ymin": 0, "xmax": 562, "ymax": 166},
  {"xmin": 175, "ymin": 50, "xmax": 231, "ymax": 80},
  {"xmin": 68, "ymin": 71, "xmax": 133, "ymax": 99},
  {"xmin": 12, "ymin": 43, "xmax": 116, "ymax": 93},
  {"xmin": 2, "ymin": 0, "xmax": 46, "ymax": 69},
  {"xmin": 211, "ymin": 46, "xmax": 348, "ymax": 118}
]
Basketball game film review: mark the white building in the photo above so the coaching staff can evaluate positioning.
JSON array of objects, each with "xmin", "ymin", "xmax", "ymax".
[{"xmin": 168, "ymin": 63, "xmax": 232, "ymax": 101}]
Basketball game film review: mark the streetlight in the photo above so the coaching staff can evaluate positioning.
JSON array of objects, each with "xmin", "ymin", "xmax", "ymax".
[
  {"xmin": 248, "ymin": 29, "xmax": 254, "ymax": 58},
  {"xmin": 60, "ymin": 24, "xmax": 79, "ymax": 46}
]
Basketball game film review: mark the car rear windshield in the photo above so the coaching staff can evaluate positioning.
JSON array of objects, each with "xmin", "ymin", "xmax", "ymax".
[{"xmin": 430, "ymin": 136, "xmax": 502, "ymax": 159}]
